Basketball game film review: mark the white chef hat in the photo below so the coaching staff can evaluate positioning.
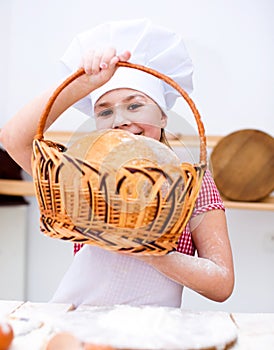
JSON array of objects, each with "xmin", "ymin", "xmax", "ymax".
[{"xmin": 60, "ymin": 18, "xmax": 193, "ymax": 116}]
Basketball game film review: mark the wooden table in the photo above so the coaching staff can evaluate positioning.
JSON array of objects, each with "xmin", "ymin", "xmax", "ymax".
[{"xmin": 0, "ymin": 300, "xmax": 274, "ymax": 349}]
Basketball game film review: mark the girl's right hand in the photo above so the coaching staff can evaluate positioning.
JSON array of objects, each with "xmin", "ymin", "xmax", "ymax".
[{"xmin": 80, "ymin": 47, "xmax": 131, "ymax": 91}]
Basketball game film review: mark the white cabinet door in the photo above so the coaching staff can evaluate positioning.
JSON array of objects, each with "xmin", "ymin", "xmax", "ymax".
[{"xmin": 0, "ymin": 205, "xmax": 27, "ymax": 300}]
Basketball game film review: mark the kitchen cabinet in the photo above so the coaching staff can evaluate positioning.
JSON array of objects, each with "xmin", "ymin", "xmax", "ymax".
[{"xmin": 0, "ymin": 205, "xmax": 27, "ymax": 300}]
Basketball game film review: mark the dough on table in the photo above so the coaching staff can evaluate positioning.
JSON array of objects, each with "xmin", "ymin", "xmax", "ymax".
[{"xmin": 54, "ymin": 305, "xmax": 238, "ymax": 350}]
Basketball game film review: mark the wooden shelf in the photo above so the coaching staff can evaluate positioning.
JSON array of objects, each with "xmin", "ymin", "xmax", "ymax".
[
  {"xmin": 222, "ymin": 196, "xmax": 274, "ymax": 211},
  {"xmin": 43, "ymin": 131, "xmax": 222, "ymax": 148},
  {"xmin": 0, "ymin": 180, "xmax": 273, "ymax": 211},
  {"xmin": 0, "ymin": 179, "xmax": 35, "ymax": 197},
  {"xmin": 0, "ymin": 131, "xmax": 273, "ymax": 211}
]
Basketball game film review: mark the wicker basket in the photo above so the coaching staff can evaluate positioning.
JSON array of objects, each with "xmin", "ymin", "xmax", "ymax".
[{"xmin": 32, "ymin": 62, "xmax": 207, "ymax": 255}]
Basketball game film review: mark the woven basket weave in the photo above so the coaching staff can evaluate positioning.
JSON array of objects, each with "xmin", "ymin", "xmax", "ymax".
[{"xmin": 32, "ymin": 62, "xmax": 207, "ymax": 255}]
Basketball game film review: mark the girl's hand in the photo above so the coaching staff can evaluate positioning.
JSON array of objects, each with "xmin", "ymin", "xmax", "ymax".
[{"xmin": 80, "ymin": 48, "xmax": 131, "ymax": 90}]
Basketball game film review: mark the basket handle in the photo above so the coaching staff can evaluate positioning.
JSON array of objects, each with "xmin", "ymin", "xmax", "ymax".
[{"xmin": 35, "ymin": 61, "xmax": 207, "ymax": 166}]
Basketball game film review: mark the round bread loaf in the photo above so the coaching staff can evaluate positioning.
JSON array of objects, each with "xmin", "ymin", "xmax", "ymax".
[{"xmin": 60, "ymin": 129, "xmax": 182, "ymax": 227}]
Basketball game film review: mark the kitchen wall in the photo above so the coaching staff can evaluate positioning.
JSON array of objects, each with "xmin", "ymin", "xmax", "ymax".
[{"xmin": 0, "ymin": 0, "xmax": 273, "ymax": 312}]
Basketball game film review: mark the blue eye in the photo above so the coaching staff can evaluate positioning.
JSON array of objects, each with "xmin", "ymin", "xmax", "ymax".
[
  {"xmin": 97, "ymin": 109, "xmax": 113, "ymax": 118},
  {"xmin": 128, "ymin": 103, "xmax": 143, "ymax": 111}
]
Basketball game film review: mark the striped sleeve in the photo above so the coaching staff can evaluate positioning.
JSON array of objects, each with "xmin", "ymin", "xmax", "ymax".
[{"xmin": 192, "ymin": 169, "xmax": 225, "ymax": 217}]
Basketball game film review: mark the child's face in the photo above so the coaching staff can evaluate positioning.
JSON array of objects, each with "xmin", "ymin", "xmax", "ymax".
[{"xmin": 94, "ymin": 89, "xmax": 167, "ymax": 141}]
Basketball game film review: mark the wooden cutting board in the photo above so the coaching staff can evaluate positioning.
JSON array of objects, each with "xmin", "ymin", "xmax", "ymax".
[{"xmin": 210, "ymin": 129, "xmax": 274, "ymax": 201}]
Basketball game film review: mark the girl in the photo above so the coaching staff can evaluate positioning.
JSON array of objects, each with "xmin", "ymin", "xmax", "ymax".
[{"xmin": 0, "ymin": 19, "xmax": 234, "ymax": 307}]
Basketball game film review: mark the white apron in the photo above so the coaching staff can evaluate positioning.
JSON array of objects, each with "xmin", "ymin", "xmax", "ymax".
[{"xmin": 51, "ymin": 245, "xmax": 183, "ymax": 308}]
